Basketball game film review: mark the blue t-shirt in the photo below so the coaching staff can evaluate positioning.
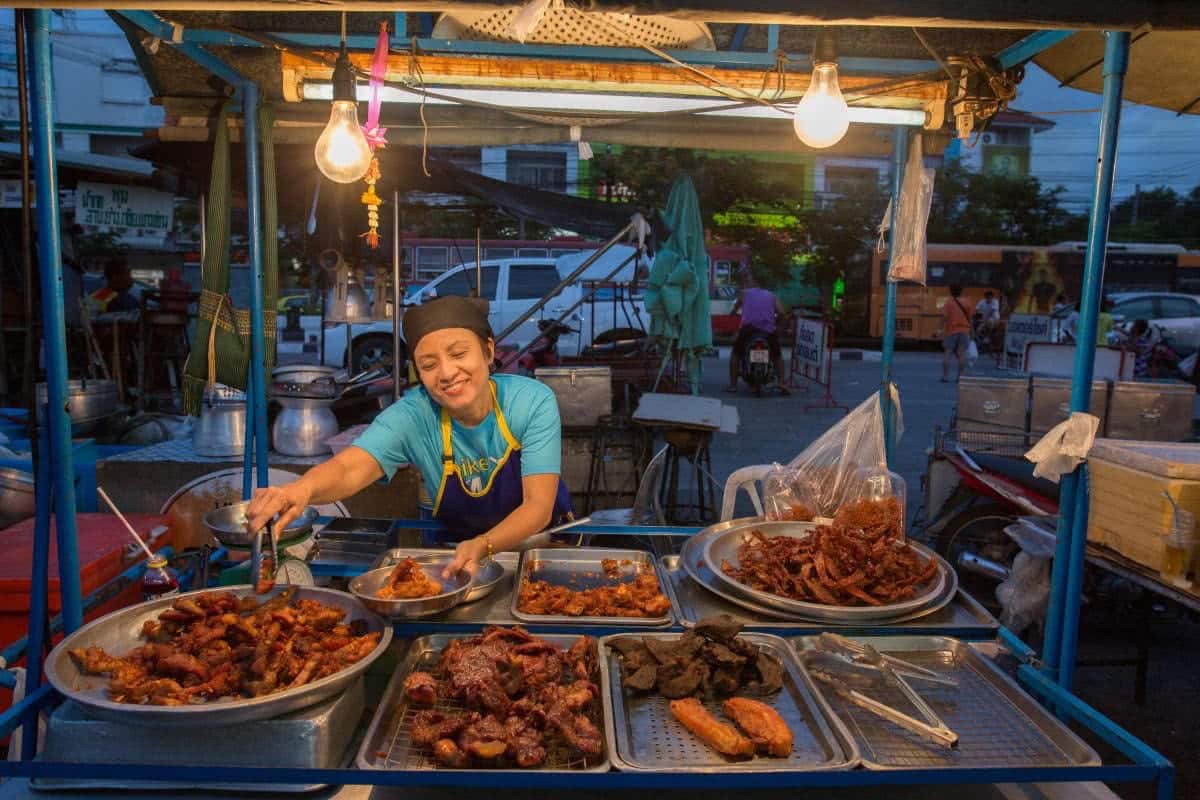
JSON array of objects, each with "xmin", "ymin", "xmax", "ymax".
[{"xmin": 352, "ymin": 374, "xmax": 562, "ymax": 499}]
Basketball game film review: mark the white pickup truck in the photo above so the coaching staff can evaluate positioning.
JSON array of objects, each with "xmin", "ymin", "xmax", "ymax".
[{"xmin": 277, "ymin": 246, "xmax": 650, "ymax": 372}]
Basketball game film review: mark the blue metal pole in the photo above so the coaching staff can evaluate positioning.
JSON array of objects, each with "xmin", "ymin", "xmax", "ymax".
[
  {"xmin": 243, "ymin": 83, "xmax": 270, "ymax": 491},
  {"xmin": 1044, "ymin": 30, "xmax": 1130, "ymax": 687},
  {"xmin": 28, "ymin": 9, "xmax": 81, "ymax": 635},
  {"xmin": 880, "ymin": 126, "xmax": 907, "ymax": 467},
  {"xmin": 21, "ymin": 419, "xmax": 51, "ymax": 759}
]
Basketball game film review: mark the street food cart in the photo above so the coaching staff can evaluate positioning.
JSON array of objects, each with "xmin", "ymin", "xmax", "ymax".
[{"xmin": 3, "ymin": 2, "xmax": 1187, "ymax": 798}]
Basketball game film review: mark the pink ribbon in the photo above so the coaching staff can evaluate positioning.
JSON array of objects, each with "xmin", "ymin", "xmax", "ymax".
[{"xmin": 361, "ymin": 21, "xmax": 389, "ymax": 151}]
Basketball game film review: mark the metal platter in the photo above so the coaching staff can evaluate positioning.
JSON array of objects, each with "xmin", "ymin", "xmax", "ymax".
[
  {"xmin": 349, "ymin": 558, "xmax": 473, "ymax": 620},
  {"xmin": 680, "ymin": 519, "xmax": 955, "ymax": 625},
  {"xmin": 45, "ymin": 585, "xmax": 392, "ymax": 727},
  {"xmin": 701, "ymin": 520, "xmax": 945, "ymax": 621},
  {"xmin": 510, "ymin": 547, "xmax": 674, "ymax": 627},
  {"xmin": 371, "ymin": 548, "xmax": 507, "ymax": 604}
]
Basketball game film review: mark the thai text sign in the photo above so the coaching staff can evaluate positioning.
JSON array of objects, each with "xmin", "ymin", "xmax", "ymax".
[
  {"xmin": 793, "ymin": 316, "xmax": 828, "ymax": 383},
  {"xmin": 1004, "ymin": 313, "xmax": 1054, "ymax": 369},
  {"xmin": 77, "ymin": 181, "xmax": 174, "ymax": 247}
]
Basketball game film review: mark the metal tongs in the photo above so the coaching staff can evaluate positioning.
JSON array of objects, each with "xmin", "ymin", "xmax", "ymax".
[
  {"xmin": 807, "ymin": 634, "xmax": 959, "ymax": 749},
  {"xmin": 247, "ymin": 518, "xmax": 279, "ymax": 595}
]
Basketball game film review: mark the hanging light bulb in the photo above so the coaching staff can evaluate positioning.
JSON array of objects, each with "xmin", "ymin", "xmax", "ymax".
[
  {"xmin": 793, "ymin": 32, "xmax": 851, "ymax": 149},
  {"xmin": 315, "ymin": 45, "xmax": 372, "ymax": 183}
]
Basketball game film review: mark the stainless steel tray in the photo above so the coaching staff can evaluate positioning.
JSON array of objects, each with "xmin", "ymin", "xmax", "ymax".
[
  {"xmin": 356, "ymin": 632, "xmax": 611, "ymax": 773},
  {"xmin": 663, "ymin": 555, "xmax": 985, "ymax": 632},
  {"xmin": 372, "ymin": 547, "xmax": 512, "ymax": 603},
  {"xmin": 700, "ymin": 520, "xmax": 945, "ymax": 621},
  {"xmin": 793, "ymin": 635, "xmax": 1101, "ymax": 770},
  {"xmin": 510, "ymin": 547, "xmax": 674, "ymax": 627},
  {"xmin": 44, "ymin": 585, "xmax": 392, "ymax": 727},
  {"xmin": 32, "ymin": 677, "xmax": 365, "ymax": 793},
  {"xmin": 598, "ymin": 632, "xmax": 858, "ymax": 772}
]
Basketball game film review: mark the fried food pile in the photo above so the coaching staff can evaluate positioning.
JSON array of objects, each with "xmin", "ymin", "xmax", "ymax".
[
  {"xmin": 402, "ymin": 627, "xmax": 604, "ymax": 769},
  {"xmin": 377, "ymin": 558, "xmax": 443, "ymax": 600},
  {"xmin": 609, "ymin": 616, "xmax": 783, "ymax": 699},
  {"xmin": 517, "ymin": 560, "xmax": 671, "ymax": 618},
  {"xmin": 670, "ymin": 697, "xmax": 792, "ymax": 759},
  {"xmin": 722, "ymin": 497, "xmax": 936, "ymax": 607},
  {"xmin": 68, "ymin": 590, "xmax": 381, "ymax": 706}
]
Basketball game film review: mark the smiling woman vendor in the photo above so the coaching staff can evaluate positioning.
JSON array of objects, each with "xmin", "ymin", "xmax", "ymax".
[{"xmin": 245, "ymin": 296, "xmax": 573, "ymax": 577}]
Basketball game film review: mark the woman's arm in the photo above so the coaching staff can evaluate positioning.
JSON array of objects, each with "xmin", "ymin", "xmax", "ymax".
[
  {"xmin": 245, "ymin": 446, "xmax": 384, "ymax": 532},
  {"xmin": 444, "ymin": 473, "xmax": 559, "ymax": 577}
]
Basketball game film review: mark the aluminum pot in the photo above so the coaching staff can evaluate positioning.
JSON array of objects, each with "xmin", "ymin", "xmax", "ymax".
[
  {"xmin": 272, "ymin": 396, "xmax": 338, "ymax": 457},
  {"xmin": 193, "ymin": 386, "xmax": 247, "ymax": 458},
  {"xmin": 36, "ymin": 379, "xmax": 119, "ymax": 433},
  {"xmin": 0, "ymin": 467, "xmax": 35, "ymax": 530},
  {"xmin": 272, "ymin": 365, "xmax": 339, "ymax": 386}
]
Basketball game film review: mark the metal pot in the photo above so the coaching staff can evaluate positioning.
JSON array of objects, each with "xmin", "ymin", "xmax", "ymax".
[
  {"xmin": 0, "ymin": 467, "xmax": 35, "ymax": 530},
  {"xmin": 193, "ymin": 386, "xmax": 247, "ymax": 458},
  {"xmin": 271, "ymin": 365, "xmax": 339, "ymax": 386},
  {"xmin": 272, "ymin": 396, "xmax": 338, "ymax": 457},
  {"xmin": 36, "ymin": 379, "xmax": 119, "ymax": 433}
]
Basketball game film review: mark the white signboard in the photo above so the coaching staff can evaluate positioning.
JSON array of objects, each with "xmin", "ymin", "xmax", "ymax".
[
  {"xmin": 793, "ymin": 316, "xmax": 828, "ymax": 383},
  {"xmin": 1003, "ymin": 313, "xmax": 1054, "ymax": 370},
  {"xmin": 0, "ymin": 180, "xmax": 75, "ymax": 209},
  {"xmin": 76, "ymin": 181, "xmax": 174, "ymax": 247}
]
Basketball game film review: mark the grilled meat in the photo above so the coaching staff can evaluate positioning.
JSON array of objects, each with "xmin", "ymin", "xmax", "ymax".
[
  {"xmin": 403, "ymin": 671, "xmax": 439, "ymax": 705},
  {"xmin": 723, "ymin": 697, "xmax": 793, "ymax": 757},
  {"xmin": 411, "ymin": 710, "xmax": 471, "ymax": 748},
  {"xmin": 669, "ymin": 698, "xmax": 755, "ymax": 759},
  {"xmin": 67, "ymin": 591, "xmax": 379, "ymax": 706},
  {"xmin": 433, "ymin": 738, "xmax": 469, "ymax": 768}
]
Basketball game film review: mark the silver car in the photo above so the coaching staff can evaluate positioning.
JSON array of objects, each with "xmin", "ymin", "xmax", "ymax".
[{"xmin": 1110, "ymin": 291, "xmax": 1200, "ymax": 354}]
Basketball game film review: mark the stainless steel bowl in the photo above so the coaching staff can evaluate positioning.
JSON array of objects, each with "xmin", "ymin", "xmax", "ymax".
[
  {"xmin": 370, "ymin": 550, "xmax": 506, "ymax": 604},
  {"xmin": 202, "ymin": 501, "xmax": 318, "ymax": 547},
  {"xmin": 349, "ymin": 558, "xmax": 472, "ymax": 619}
]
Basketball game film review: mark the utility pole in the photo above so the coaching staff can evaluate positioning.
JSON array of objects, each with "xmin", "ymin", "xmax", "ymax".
[{"xmin": 1131, "ymin": 183, "xmax": 1140, "ymax": 226}]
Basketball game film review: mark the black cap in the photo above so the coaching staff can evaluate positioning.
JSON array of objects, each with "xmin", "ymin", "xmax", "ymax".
[{"xmin": 402, "ymin": 295, "xmax": 493, "ymax": 353}]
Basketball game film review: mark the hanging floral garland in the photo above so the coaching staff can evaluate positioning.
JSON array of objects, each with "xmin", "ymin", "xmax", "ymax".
[{"xmin": 360, "ymin": 21, "xmax": 390, "ymax": 248}]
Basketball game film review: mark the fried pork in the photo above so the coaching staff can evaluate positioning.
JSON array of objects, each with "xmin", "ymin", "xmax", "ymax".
[
  {"xmin": 376, "ymin": 557, "xmax": 443, "ymax": 599},
  {"xmin": 517, "ymin": 566, "xmax": 670, "ymax": 618}
]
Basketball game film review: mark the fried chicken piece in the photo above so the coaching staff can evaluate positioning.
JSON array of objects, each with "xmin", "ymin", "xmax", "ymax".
[
  {"xmin": 669, "ymin": 698, "xmax": 755, "ymax": 759},
  {"xmin": 503, "ymin": 715, "xmax": 547, "ymax": 767},
  {"xmin": 404, "ymin": 671, "xmax": 439, "ymax": 705},
  {"xmin": 411, "ymin": 710, "xmax": 470, "ymax": 748},
  {"xmin": 377, "ymin": 558, "xmax": 443, "ymax": 600},
  {"xmin": 722, "ymin": 697, "xmax": 793, "ymax": 757},
  {"xmin": 565, "ymin": 635, "xmax": 598, "ymax": 680}
]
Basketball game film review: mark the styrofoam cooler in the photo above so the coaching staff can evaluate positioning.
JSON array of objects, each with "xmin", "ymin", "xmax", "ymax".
[
  {"xmin": 1030, "ymin": 377, "xmax": 1108, "ymax": 436},
  {"xmin": 1087, "ymin": 439, "xmax": 1200, "ymax": 572},
  {"xmin": 956, "ymin": 375, "xmax": 1029, "ymax": 434},
  {"xmin": 1106, "ymin": 380, "xmax": 1195, "ymax": 442}
]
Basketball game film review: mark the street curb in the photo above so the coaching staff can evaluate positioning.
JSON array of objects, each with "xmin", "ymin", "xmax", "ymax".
[{"xmin": 833, "ymin": 350, "xmax": 882, "ymax": 362}]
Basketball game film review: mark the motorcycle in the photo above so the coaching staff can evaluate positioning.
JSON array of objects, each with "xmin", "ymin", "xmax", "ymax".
[
  {"xmin": 739, "ymin": 329, "xmax": 776, "ymax": 397},
  {"xmin": 516, "ymin": 318, "xmax": 579, "ymax": 374}
]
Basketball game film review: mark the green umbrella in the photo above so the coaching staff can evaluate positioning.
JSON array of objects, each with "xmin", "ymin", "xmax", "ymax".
[{"xmin": 644, "ymin": 175, "xmax": 711, "ymax": 394}]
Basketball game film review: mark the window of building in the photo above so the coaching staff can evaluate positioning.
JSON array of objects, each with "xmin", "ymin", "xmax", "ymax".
[
  {"xmin": 506, "ymin": 150, "xmax": 567, "ymax": 193},
  {"xmin": 824, "ymin": 166, "xmax": 880, "ymax": 196},
  {"xmin": 484, "ymin": 247, "xmax": 515, "ymax": 260},
  {"xmin": 508, "ymin": 264, "xmax": 562, "ymax": 300},
  {"xmin": 517, "ymin": 248, "xmax": 548, "ymax": 258}
]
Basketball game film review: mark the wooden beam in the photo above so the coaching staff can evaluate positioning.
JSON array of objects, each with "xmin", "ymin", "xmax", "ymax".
[
  {"xmin": 14, "ymin": 1, "xmax": 1200, "ymax": 30},
  {"xmin": 279, "ymin": 51, "xmax": 944, "ymax": 105}
]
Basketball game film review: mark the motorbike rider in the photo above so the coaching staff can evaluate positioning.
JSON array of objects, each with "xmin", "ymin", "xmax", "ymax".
[{"xmin": 726, "ymin": 268, "xmax": 789, "ymax": 395}]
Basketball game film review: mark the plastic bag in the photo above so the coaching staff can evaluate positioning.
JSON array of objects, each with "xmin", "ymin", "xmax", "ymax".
[
  {"xmin": 966, "ymin": 338, "xmax": 979, "ymax": 365},
  {"xmin": 762, "ymin": 387, "xmax": 904, "ymax": 520},
  {"xmin": 996, "ymin": 551, "xmax": 1051, "ymax": 635},
  {"xmin": 886, "ymin": 133, "xmax": 935, "ymax": 286}
]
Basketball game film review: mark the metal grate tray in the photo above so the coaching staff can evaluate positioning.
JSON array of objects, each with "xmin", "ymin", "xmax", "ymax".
[
  {"xmin": 792, "ymin": 635, "xmax": 1101, "ymax": 770},
  {"xmin": 357, "ymin": 633, "xmax": 610, "ymax": 773},
  {"xmin": 661, "ymin": 556, "xmax": 997, "ymax": 636},
  {"xmin": 599, "ymin": 632, "xmax": 858, "ymax": 772}
]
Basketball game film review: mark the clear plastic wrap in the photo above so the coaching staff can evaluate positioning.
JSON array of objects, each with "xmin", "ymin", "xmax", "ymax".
[
  {"xmin": 762, "ymin": 388, "xmax": 905, "ymax": 524},
  {"xmin": 886, "ymin": 133, "xmax": 935, "ymax": 286}
]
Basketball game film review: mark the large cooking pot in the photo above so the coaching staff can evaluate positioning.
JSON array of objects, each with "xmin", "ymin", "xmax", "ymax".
[
  {"xmin": 0, "ymin": 467, "xmax": 35, "ymax": 530},
  {"xmin": 272, "ymin": 396, "xmax": 338, "ymax": 457},
  {"xmin": 36, "ymin": 379, "xmax": 119, "ymax": 434},
  {"xmin": 193, "ymin": 385, "xmax": 247, "ymax": 458},
  {"xmin": 272, "ymin": 364, "xmax": 339, "ymax": 386}
]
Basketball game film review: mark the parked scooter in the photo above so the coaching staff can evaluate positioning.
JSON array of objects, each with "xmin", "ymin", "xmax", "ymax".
[{"xmin": 517, "ymin": 319, "xmax": 579, "ymax": 374}]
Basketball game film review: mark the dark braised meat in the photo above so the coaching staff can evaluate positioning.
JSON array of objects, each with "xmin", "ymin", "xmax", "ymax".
[
  {"xmin": 722, "ymin": 498, "xmax": 936, "ymax": 607},
  {"xmin": 68, "ymin": 590, "xmax": 380, "ymax": 706},
  {"xmin": 405, "ymin": 627, "xmax": 602, "ymax": 769},
  {"xmin": 610, "ymin": 616, "xmax": 783, "ymax": 699}
]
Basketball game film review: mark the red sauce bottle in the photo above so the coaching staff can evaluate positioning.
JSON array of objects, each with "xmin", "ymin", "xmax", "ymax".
[{"xmin": 141, "ymin": 556, "xmax": 180, "ymax": 602}]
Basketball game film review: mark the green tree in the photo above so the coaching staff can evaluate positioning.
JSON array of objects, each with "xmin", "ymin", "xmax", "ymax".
[{"xmin": 927, "ymin": 162, "xmax": 1086, "ymax": 244}]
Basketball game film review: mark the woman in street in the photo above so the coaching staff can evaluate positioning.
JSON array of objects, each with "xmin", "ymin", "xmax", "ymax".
[{"xmin": 245, "ymin": 296, "xmax": 573, "ymax": 577}]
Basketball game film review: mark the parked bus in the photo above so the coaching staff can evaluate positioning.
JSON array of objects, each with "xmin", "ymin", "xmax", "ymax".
[{"xmin": 868, "ymin": 242, "xmax": 1200, "ymax": 341}]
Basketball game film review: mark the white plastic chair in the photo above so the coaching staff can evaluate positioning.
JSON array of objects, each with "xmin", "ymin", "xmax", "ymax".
[
  {"xmin": 719, "ymin": 464, "xmax": 777, "ymax": 521},
  {"xmin": 589, "ymin": 445, "xmax": 670, "ymax": 526}
]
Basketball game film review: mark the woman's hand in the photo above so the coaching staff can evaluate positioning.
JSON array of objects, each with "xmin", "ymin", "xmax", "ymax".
[
  {"xmin": 443, "ymin": 536, "xmax": 488, "ymax": 580},
  {"xmin": 245, "ymin": 483, "xmax": 312, "ymax": 534}
]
